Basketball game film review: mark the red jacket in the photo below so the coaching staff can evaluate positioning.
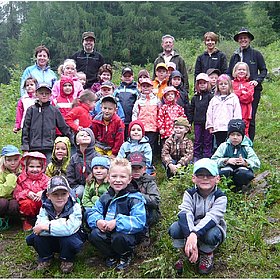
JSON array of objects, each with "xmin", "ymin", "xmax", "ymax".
[{"xmin": 92, "ymin": 113, "xmax": 125, "ymax": 156}]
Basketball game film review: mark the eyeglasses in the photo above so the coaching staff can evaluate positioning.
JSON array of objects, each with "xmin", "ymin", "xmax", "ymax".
[{"xmin": 195, "ymin": 174, "xmax": 215, "ymax": 179}]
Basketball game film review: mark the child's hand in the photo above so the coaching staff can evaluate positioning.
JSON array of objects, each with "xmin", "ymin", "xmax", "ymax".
[
  {"xmin": 168, "ymin": 163, "xmax": 177, "ymax": 174},
  {"xmin": 27, "ymin": 191, "xmax": 36, "ymax": 200},
  {"xmin": 185, "ymin": 232, "xmax": 199, "ymax": 263},
  {"xmin": 249, "ymin": 80, "xmax": 258, "ymax": 87},
  {"xmin": 13, "ymin": 127, "xmax": 20, "ymax": 133},
  {"xmin": 109, "ymin": 154, "xmax": 116, "ymax": 159},
  {"xmin": 33, "ymin": 222, "xmax": 49, "ymax": 235},
  {"xmin": 159, "ymin": 129, "xmax": 164, "ymax": 135},
  {"xmin": 208, "ymin": 127, "xmax": 214, "ymax": 134},
  {"xmin": 105, "ymin": 220, "xmax": 116, "ymax": 232},
  {"xmin": 97, "ymin": 220, "xmax": 107, "ymax": 232}
]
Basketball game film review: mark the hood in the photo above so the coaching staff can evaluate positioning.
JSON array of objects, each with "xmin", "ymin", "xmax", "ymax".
[
  {"xmin": 51, "ymin": 136, "xmax": 72, "ymax": 167},
  {"xmin": 60, "ymin": 76, "xmax": 74, "ymax": 98},
  {"xmin": 162, "ymin": 87, "xmax": 179, "ymax": 105},
  {"xmin": 74, "ymin": 127, "xmax": 96, "ymax": 153}
]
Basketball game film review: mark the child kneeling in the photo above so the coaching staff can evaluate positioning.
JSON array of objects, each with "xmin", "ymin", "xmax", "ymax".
[
  {"xmin": 168, "ymin": 158, "xmax": 227, "ymax": 275},
  {"xmin": 26, "ymin": 176, "xmax": 85, "ymax": 274}
]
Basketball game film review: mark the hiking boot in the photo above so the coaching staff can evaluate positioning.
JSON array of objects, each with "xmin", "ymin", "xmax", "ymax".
[
  {"xmin": 60, "ymin": 261, "xmax": 74, "ymax": 273},
  {"xmin": 36, "ymin": 260, "xmax": 52, "ymax": 271},
  {"xmin": 22, "ymin": 219, "xmax": 33, "ymax": 231},
  {"xmin": 198, "ymin": 252, "xmax": 214, "ymax": 274},
  {"xmin": 116, "ymin": 254, "xmax": 132, "ymax": 270},
  {"xmin": 105, "ymin": 257, "xmax": 117, "ymax": 268},
  {"xmin": 0, "ymin": 217, "xmax": 9, "ymax": 231},
  {"xmin": 175, "ymin": 258, "xmax": 184, "ymax": 276}
]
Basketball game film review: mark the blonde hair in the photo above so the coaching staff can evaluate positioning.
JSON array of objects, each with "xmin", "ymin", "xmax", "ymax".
[
  {"xmin": 0, "ymin": 155, "xmax": 21, "ymax": 173},
  {"xmin": 109, "ymin": 158, "xmax": 131, "ymax": 176},
  {"xmin": 232, "ymin": 62, "xmax": 250, "ymax": 79},
  {"xmin": 72, "ymin": 89, "xmax": 97, "ymax": 107},
  {"xmin": 204, "ymin": 32, "xmax": 219, "ymax": 43},
  {"xmin": 217, "ymin": 74, "xmax": 233, "ymax": 95}
]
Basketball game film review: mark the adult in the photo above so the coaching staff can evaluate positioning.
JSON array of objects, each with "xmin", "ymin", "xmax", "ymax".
[
  {"xmin": 194, "ymin": 32, "xmax": 227, "ymax": 81},
  {"xmin": 153, "ymin": 34, "xmax": 189, "ymax": 91},
  {"xmin": 70, "ymin": 31, "xmax": 105, "ymax": 89},
  {"xmin": 227, "ymin": 28, "xmax": 267, "ymax": 141},
  {"xmin": 20, "ymin": 45, "xmax": 57, "ymax": 96}
]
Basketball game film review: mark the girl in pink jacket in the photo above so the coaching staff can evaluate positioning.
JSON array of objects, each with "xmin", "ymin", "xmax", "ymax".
[{"xmin": 13, "ymin": 152, "xmax": 49, "ymax": 231}]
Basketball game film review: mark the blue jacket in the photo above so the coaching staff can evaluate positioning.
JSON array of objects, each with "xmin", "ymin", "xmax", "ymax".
[{"xmin": 87, "ymin": 184, "xmax": 146, "ymax": 234}]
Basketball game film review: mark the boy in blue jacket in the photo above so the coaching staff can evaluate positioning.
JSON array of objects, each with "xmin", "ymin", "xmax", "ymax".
[
  {"xmin": 87, "ymin": 158, "xmax": 146, "ymax": 270},
  {"xmin": 26, "ymin": 176, "xmax": 85, "ymax": 273}
]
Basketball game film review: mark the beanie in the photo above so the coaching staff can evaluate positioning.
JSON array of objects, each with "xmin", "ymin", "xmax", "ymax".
[
  {"xmin": 91, "ymin": 156, "xmax": 110, "ymax": 169},
  {"xmin": 128, "ymin": 120, "xmax": 145, "ymax": 137},
  {"xmin": 227, "ymin": 119, "xmax": 246, "ymax": 137}
]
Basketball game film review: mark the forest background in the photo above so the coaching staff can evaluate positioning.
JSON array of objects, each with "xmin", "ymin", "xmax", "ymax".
[{"xmin": 0, "ymin": 1, "xmax": 279, "ymax": 278}]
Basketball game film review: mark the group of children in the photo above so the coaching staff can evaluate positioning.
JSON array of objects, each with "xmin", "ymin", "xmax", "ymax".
[{"xmin": 0, "ymin": 58, "xmax": 262, "ymax": 275}]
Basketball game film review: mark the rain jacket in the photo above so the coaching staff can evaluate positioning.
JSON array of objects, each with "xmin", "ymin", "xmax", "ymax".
[{"xmin": 0, "ymin": 170, "xmax": 18, "ymax": 199}]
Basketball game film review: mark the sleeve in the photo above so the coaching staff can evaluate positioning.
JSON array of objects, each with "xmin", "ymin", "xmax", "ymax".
[
  {"xmin": 117, "ymin": 102, "xmax": 125, "ymax": 122},
  {"xmin": 211, "ymin": 143, "xmax": 228, "ymax": 167},
  {"xmin": 51, "ymin": 80, "xmax": 60, "ymax": 101},
  {"xmin": 256, "ymin": 51, "xmax": 267, "ymax": 84},
  {"xmin": 141, "ymin": 181, "xmax": 160, "ymax": 209},
  {"xmin": 0, "ymin": 173, "xmax": 17, "ymax": 198},
  {"xmin": 227, "ymin": 54, "xmax": 237, "ymax": 78},
  {"xmin": 178, "ymin": 57, "xmax": 189, "ymax": 92},
  {"xmin": 132, "ymin": 101, "xmax": 139, "ymax": 121},
  {"xmin": 161, "ymin": 138, "xmax": 173, "ymax": 165},
  {"xmin": 205, "ymin": 99, "xmax": 214, "ymax": 130},
  {"xmin": 66, "ymin": 157, "xmax": 79, "ymax": 187},
  {"xmin": 112, "ymin": 120, "xmax": 125, "ymax": 156},
  {"xmin": 65, "ymin": 108, "xmax": 80, "ymax": 132},
  {"xmin": 177, "ymin": 139, "xmax": 194, "ymax": 166},
  {"xmin": 157, "ymin": 107, "xmax": 165, "ymax": 131},
  {"xmin": 233, "ymin": 82, "xmax": 254, "ymax": 104},
  {"xmin": 20, "ymin": 67, "xmax": 31, "ymax": 96},
  {"xmin": 14, "ymin": 99, "xmax": 24, "ymax": 129},
  {"xmin": 233, "ymin": 96, "xmax": 242, "ymax": 119},
  {"xmin": 82, "ymin": 182, "xmax": 94, "ymax": 208},
  {"xmin": 117, "ymin": 142, "xmax": 127, "ymax": 158},
  {"xmin": 55, "ymin": 108, "xmax": 73, "ymax": 140},
  {"xmin": 220, "ymin": 52, "xmax": 228, "ymax": 74},
  {"xmin": 245, "ymin": 147, "xmax": 261, "ymax": 170},
  {"xmin": 86, "ymin": 199, "xmax": 105, "ymax": 229},
  {"xmin": 13, "ymin": 180, "xmax": 29, "ymax": 201},
  {"xmin": 194, "ymin": 55, "xmax": 202, "ymax": 81},
  {"xmin": 143, "ymin": 143, "xmax": 153, "ymax": 168},
  {"xmin": 21, "ymin": 106, "xmax": 32, "ymax": 151},
  {"xmin": 189, "ymin": 97, "xmax": 195, "ymax": 124}
]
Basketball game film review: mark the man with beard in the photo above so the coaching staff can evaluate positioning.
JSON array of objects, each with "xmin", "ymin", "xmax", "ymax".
[{"xmin": 71, "ymin": 32, "xmax": 105, "ymax": 89}]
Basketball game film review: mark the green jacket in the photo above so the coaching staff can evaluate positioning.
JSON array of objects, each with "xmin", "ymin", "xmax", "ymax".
[{"xmin": 0, "ymin": 170, "xmax": 17, "ymax": 199}]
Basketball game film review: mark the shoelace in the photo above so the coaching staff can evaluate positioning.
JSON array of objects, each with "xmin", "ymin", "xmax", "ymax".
[{"xmin": 200, "ymin": 254, "xmax": 212, "ymax": 268}]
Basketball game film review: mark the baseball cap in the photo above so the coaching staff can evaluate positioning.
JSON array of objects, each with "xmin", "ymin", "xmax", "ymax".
[
  {"xmin": 100, "ymin": 81, "xmax": 114, "ymax": 89},
  {"xmin": 91, "ymin": 156, "xmax": 110, "ymax": 169},
  {"xmin": 47, "ymin": 176, "xmax": 71, "ymax": 194},
  {"xmin": 140, "ymin": 78, "xmax": 153, "ymax": 86},
  {"xmin": 82, "ymin": 31, "xmax": 96, "ymax": 41},
  {"xmin": 1, "ymin": 145, "xmax": 21, "ymax": 157},
  {"xmin": 193, "ymin": 158, "xmax": 219, "ymax": 176},
  {"xmin": 127, "ymin": 152, "xmax": 146, "ymax": 167},
  {"xmin": 101, "ymin": 95, "xmax": 117, "ymax": 105},
  {"xmin": 122, "ymin": 67, "xmax": 133, "ymax": 76},
  {"xmin": 167, "ymin": 62, "xmax": 176, "ymax": 70},
  {"xmin": 36, "ymin": 83, "xmax": 52, "ymax": 92},
  {"xmin": 156, "ymin": 62, "xmax": 168, "ymax": 71},
  {"xmin": 163, "ymin": 86, "xmax": 178, "ymax": 96},
  {"xmin": 196, "ymin": 73, "xmax": 210, "ymax": 82},
  {"xmin": 206, "ymin": 68, "xmax": 221, "ymax": 76}
]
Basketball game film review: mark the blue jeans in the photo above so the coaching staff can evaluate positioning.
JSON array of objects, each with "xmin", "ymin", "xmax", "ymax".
[{"xmin": 168, "ymin": 221, "xmax": 223, "ymax": 253}]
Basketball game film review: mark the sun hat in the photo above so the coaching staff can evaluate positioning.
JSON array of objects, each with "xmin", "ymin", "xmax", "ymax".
[{"xmin": 233, "ymin": 27, "xmax": 254, "ymax": 42}]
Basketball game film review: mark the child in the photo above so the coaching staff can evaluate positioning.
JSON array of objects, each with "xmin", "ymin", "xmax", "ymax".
[
  {"xmin": 189, "ymin": 73, "xmax": 213, "ymax": 161},
  {"xmin": 13, "ymin": 152, "xmax": 50, "ymax": 231},
  {"xmin": 168, "ymin": 158, "xmax": 227, "ymax": 275},
  {"xmin": 0, "ymin": 145, "xmax": 21, "ymax": 230},
  {"xmin": 211, "ymin": 119, "xmax": 260, "ymax": 192},
  {"xmin": 76, "ymin": 72, "xmax": 87, "ymax": 88},
  {"xmin": 137, "ymin": 69, "xmax": 150, "ymax": 90},
  {"xmin": 153, "ymin": 62, "xmax": 168, "ymax": 100},
  {"xmin": 117, "ymin": 120, "xmax": 153, "ymax": 175},
  {"xmin": 158, "ymin": 86, "xmax": 187, "ymax": 144},
  {"xmin": 206, "ymin": 74, "xmax": 242, "ymax": 148},
  {"xmin": 66, "ymin": 128, "xmax": 99, "ymax": 199},
  {"xmin": 13, "ymin": 77, "xmax": 37, "ymax": 133},
  {"xmin": 82, "ymin": 156, "xmax": 110, "ymax": 216},
  {"xmin": 21, "ymin": 83, "xmax": 72, "ymax": 163},
  {"xmin": 232, "ymin": 62, "xmax": 255, "ymax": 137},
  {"xmin": 51, "ymin": 59, "xmax": 83, "ymax": 100},
  {"xmin": 91, "ymin": 81, "xmax": 125, "ymax": 121},
  {"xmin": 161, "ymin": 117, "xmax": 193, "ymax": 178},
  {"xmin": 114, "ymin": 67, "xmax": 139, "ymax": 139},
  {"xmin": 206, "ymin": 68, "xmax": 221, "ymax": 95},
  {"xmin": 26, "ymin": 175, "xmax": 85, "ymax": 273},
  {"xmin": 92, "ymin": 96, "xmax": 125, "ymax": 158},
  {"xmin": 65, "ymin": 89, "xmax": 97, "ymax": 133},
  {"xmin": 87, "ymin": 158, "xmax": 146, "ymax": 270},
  {"xmin": 46, "ymin": 136, "xmax": 71, "ymax": 177},
  {"xmin": 132, "ymin": 78, "xmax": 161, "ymax": 158}
]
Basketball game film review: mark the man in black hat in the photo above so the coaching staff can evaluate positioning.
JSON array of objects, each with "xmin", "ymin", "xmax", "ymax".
[
  {"xmin": 227, "ymin": 28, "xmax": 267, "ymax": 141},
  {"xmin": 70, "ymin": 31, "xmax": 105, "ymax": 89}
]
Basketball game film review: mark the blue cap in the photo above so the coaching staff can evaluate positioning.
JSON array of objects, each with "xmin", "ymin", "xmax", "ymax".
[
  {"xmin": 91, "ymin": 156, "xmax": 110, "ymax": 169},
  {"xmin": 1, "ymin": 145, "xmax": 21, "ymax": 157},
  {"xmin": 193, "ymin": 158, "xmax": 219, "ymax": 176}
]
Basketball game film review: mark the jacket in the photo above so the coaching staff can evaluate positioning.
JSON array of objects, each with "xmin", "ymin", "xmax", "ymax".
[
  {"xmin": 13, "ymin": 152, "xmax": 49, "ymax": 201},
  {"xmin": 46, "ymin": 136, "xmax": 72, "ymax": 177},
  {"xmin": 161, "ymin": 133, "xmax": 193, "ymax": 166},
  {"xmin": 211, "ymin": 136, "xmax": 261, "ymax": 170},
  {"xmin": 70, "ymin": 49, "xmax": 105, "ymax": 88},
  {"xmin": 66, "ymin": 128, "xmax": 99, "ymax": 189},
  {"xmin": 117, "ymin": 136, "xmax": 153, "ymax": 169},
  {"xmin": 36, "ymin": 190, "xmax": 82, "ymax": 237},
  {"xmin": 206, "ymin": 93, "xmax": 242, "ymax": 132},
  {"xmin": 177, "ymin": 186, "xmax": 227, "ymax": 240},
  {"xmin": 132, "ymin": 93, "xmax": 161, "ymax": 132},
  {"xmin": 21, "ymin": 101, "xmax": 72, "ymax": 152},
  {"xmin": 87, "ymin": 184, "xmax": 146, "ymax": 234},
  {"xmin": 153, "ymin": 78, "xmax": 168, "ymax": 100},
  {"xmin": 92, "ymin": 112, "xmax": 125, "ymax": 156},
  {"xmin": 20, "ymin": 63, "xmax": 57, "ymax": 96},
  {"xmin": 153, "ymin": 50, "xmax": 189, "ymax": 91},
  {"xmin": 0, "ymin": 170, "xmax": 18, "ymax": 199},
  {"xmin": 189, "ymin": 91, "xmax": 213, "ymax": 124},
  {"xmin": 227, "ymin": 46, "xmax": 267, "ymax": 90},
  {"xmin": 114, "ymin": 82, "xmax": 139, "ymax": 124}
]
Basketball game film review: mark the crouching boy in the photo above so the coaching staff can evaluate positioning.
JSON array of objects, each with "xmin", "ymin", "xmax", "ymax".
[
  {"xmin": 87, "ymin": 158, "xmax": 146, "ymax": 270},
  {"xmin": 26, "ymin": 176, "xmax": 85, "ymax": 274},
  {"xmin": 168, "ymin": 158, "xmax": 227, "ymax": 275}
]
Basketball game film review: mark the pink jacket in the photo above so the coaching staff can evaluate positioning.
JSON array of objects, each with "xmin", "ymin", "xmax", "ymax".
[{"xmin": 206, "ymin": 93, "xmax": 242, "ymax": 133}]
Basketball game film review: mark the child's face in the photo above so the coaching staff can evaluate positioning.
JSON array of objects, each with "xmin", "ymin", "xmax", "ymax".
[
  {"xmin": 25, "ymin": 80, "xmax": 36, "ymax": 94},
  {"xmin": 121, "ymin": 73, "xmax": 134, "ymax": 84},
  {"xmin": 156, "ymin": 68, "xmax": 167, "ymax": 81},
  {"xmin": 47, "ymin": 190, "xmax": 69, "ymax": 211},
  {"xmin": 168, "ymin": 67, "xmax": 175, "ymax": 76},
  {"xmin": 101, "ymin": 87, "xmax": 113, "ymax": 97},
  {"xmin": 204, "ymin": 36, "xmax": 216, "ymax": 51},
  {"xmin": 92, "ymin": 166, "xmax": 108, "ymax": 183},
  {"xmin": 235, "ymin": 65, "xmax": 247, "ymax": 80},
  {"xmin": 27, "ymin": 159, "xmax": 43, "ymax": 175},
  {"xmin": 101, "ymin": 101, "xmax": 117, "ymax": 120},
  {"xmin": 5, "ymin": 155, "xmax": 20, "ymax": 172},
  {"xmin": 165, "ymin": 91, "xmax": 176, "ymax": 102},
  {"xmin": 130, "ymin": 124, "xmax": 143, "ymax": 140},
  {"xmin": 174, "ymin": 125, "xmax": 187, "ymax": 139},
  {"xmin": 36, "ymin": 88, "xmax": 51, "ymax": 103},
  {"xmin": 76, "ymin": 131, "xmax": 91, "ymax": 146},
  {"xmin": 209, "ymin": 73, "xmax": 219, "ymax": 87},
  {"xmin": 192, "ymin": 172, "xmax": 220, "ymax": 195},
  {"xmin": 87, "ymin": 100, "xmax": 96, "ymax": 110},
  {"xmin": 141, "ymin": 83, "xmax": 153, "ymax": 95},
  {"xmin": 229, "ymin": 132, "xmax": 243, "ymax": 146},
  {"xmin": 54, "ymin": 142, "xmax": 68, "ymax": 161},
  {"xmin": 77, "ymin": 74, "xmax": 86, "ymax": 86},
  {"xmin": 131, "ymin": 165, "xmax": 146, "ymax": 179},
  {"xmin": 172, "ymin": 76, "xmax": 181, "ymax": 87},
  {"xmin": 138, "ymin": 75, "xmax": 148, "ymax": 84},
  {"xmin": 218, "ymin": 80, "xmax": 229, "ymax": 95},
  {"xmin": 63, "ymin": 82, "xmax": 73, "ymax": 95},
  {"xmin": 64, "ymin": 64, "xmax": 76, "ymax": 77},
  {"xmin": 108, "ymin": 166, "xmax": 131, "ymax": 193},
  {"xmin": 100, "ymin": 71, "xmax": 111, "ymax": 82},
  {"xmin": 197, "ymin": 80, "xmax": 208, "ymax": 91}
]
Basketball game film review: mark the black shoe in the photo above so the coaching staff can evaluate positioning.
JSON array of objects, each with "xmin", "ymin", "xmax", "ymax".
[
  {"xmin": 116, "ymin": 254, "xmax": 132, "ymax": 270},
  {"xmin": 105, "ymin": 257, "xmax": 117, "ymax": 268}
]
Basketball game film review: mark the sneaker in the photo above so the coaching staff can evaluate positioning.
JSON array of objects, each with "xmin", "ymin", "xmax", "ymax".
[
  {"xmin": 0, "ymin": 217, "xmax": 9, "ymax": 231},
  {"xmin": 60, "ymin": 261, "xmax": 74, "ymax": 273},
  {"xmin": 175, "ymin": 258, "xmax": 183, "ymax": 276},
  {"xmin": 198, "ymin": 252, "xmax": 214, "ymax": 274},
  {"xmin": 105, "ymin": 257, "xmax": 117, "ymax": 268},
  {"xmin": 22, "ymin": 219, "xmax": 33, "ymax": 231},
  {"xmin": 36, "ymin": 260, "xmax": 51, "ymax": 271},
  {"xmin": 116, "ymin": 254, "xmax": 132, "ymax": 270}
]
